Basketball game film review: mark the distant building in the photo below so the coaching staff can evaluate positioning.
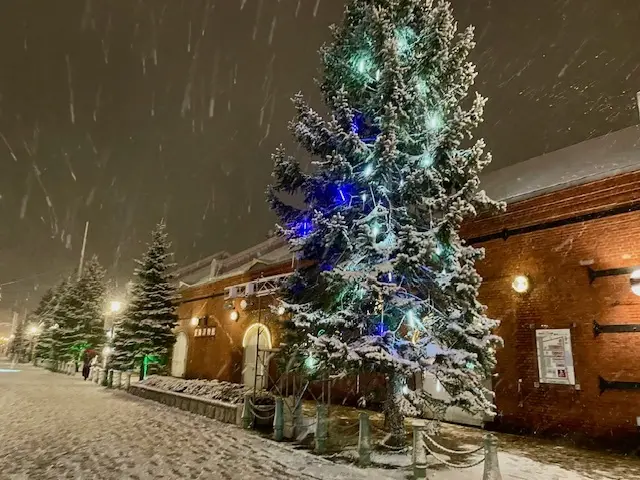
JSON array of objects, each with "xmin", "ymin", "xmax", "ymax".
[
  {"xmin": 172, "ymin": 237, "xmax": 294, "ymax": 387},
  {"xmin": 171, "ymin": 125, "xmax": 640, "ymax": 448}
]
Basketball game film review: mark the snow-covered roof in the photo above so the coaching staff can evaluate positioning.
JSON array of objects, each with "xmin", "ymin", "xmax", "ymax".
[
  {"xmin": 176, "ymin": 237, "xmax": 294, "ymax": 288},
  {"xmin": 480, "ymin": 125, "xmax": 640, "ymax": 203}
]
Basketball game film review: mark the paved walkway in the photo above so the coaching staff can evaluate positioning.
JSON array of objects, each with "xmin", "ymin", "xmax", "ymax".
[
  {"xmin": 3, "ymin": 362, "xmax": 639, "ymax": 480},
  {"xmin": 0, "ymin": 363, "xmax": 388, "ymax": 480}
]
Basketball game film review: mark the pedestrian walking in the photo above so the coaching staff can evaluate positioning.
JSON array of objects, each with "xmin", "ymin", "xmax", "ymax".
[{"xmin": 82, "ymin": 352, "xmax": 92, "ymax": 380}]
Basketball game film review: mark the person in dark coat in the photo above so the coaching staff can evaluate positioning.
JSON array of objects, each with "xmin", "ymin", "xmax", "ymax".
[{"xmin": 82, "ymin": 353, "xmax": 91, "ymax": 380}]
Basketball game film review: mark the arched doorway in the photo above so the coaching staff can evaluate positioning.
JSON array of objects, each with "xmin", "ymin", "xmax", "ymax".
[
  {"xmin": 242, "ymin": 323, "xmax": 272, "ymax": 390},
  {"xmin": 171, "ymin": 332, "xmax": 188, "ymax": 378}
]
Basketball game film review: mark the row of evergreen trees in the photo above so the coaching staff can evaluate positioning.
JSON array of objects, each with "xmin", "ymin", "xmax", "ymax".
[
  {"xmin": 33, "ymin": 257, "xmax": 106, "ymax": 367},
  {"xmin": 32, "ymin": 222, "xmax": 177, "ymax": 374}
]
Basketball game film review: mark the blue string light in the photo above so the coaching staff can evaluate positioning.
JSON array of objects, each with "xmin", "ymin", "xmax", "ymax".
[{"xmin": 351, "ymin": 111, "xmax": 380, "ymax": 144}]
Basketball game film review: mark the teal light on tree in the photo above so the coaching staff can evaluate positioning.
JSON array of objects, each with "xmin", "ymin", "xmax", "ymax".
[{"xmin": 268, "ymin": 0, "xmax": 502, "ymax": 447}]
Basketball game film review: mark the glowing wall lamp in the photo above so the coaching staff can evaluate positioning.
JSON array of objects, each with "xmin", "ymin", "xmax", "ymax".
[
  {"xmin": 512, "ymin": 275, "xmax": 530, "ymax": 294},
  {"xmin": 190, "ymin": 317, "xmax": 199, "ymax": 327},
  {"xmin": 229, "ymin": 310, "xmax": 239, "ymax": 322}
]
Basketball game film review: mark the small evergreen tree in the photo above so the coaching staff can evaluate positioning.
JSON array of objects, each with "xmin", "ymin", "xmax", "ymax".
[
  {"xmin": 8, "ymin": 316, "xmax": 26, "ymax": 362},
  {"xmin": 56, "ymin": 278, "xmax": 84, "ymax": 363},
  {"xmin": 33, "ymin": 288, "xmax": 56, "ymax": 363},
  {"xmin": 48, "ymin": 278, "xmax": 73, "ymax": 367},
  {"xmin": 71, "ymin": 256, "xmax": 107, "ymax": 358},
  {"xmin": 268, "ymin": 0, "xmax": 502, "ymax": 446},
  {"xmin": 111, "ymin": 222, "xmax": 178, "ymax": 373}
]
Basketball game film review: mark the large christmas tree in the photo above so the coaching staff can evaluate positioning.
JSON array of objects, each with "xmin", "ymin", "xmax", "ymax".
[
  {"xmin": 111, "ymin": 222, "xmax": 177, "ymax": 373},
  {"xmin": 268, "ymin": 0, "xmax": 502, "ymax": 445}
]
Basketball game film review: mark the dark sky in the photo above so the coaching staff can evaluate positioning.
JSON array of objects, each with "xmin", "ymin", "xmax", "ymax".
[{"xmin": 1, "ymin": 0, "xmax": 639, "ymax": 330}]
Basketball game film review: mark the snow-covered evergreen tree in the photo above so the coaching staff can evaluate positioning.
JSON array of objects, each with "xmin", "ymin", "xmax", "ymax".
[
  {"xmin": 8, "ymin": 316, "xmax": 26, "ymax": 362},
  {"xmin": 71, "ymin": 256, "xmax": 107, "ymax": 356},
  {"xmin": 106, "ymin": 306, "xmax": 130, "ymax": 369},
  {"xmin": 268, "ymin": 0, "xmax": 502, "ymax": 445},
  {"xmin": 53, "ymin": 258, "xmax": 107, "ymax": 364},
  {"xmin": 46, "ymin": 278, "xmax": 74, "ymax": 367},
  {"xmin": 56, "ymin": 279, "xmax": 84, "ymax": 363},
  {"xmin": 33, "ymin": 288, "xmax": 56, "ymax": 362},
  {"xmin": 111, "ymin": 222, "xmax": 177, "ymax": 372}
]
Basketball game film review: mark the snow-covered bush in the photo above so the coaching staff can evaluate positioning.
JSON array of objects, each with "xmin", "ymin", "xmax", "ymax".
[{"xmin": 142, "ymin": 375, "xmax": 274, "ymax": 405}]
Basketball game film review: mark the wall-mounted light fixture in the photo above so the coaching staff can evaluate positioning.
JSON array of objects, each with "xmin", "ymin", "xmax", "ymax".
[
  {"xmin": 240, "ymin": 299, "xmax": 249, "ymax": 310},
  {"xmin": 277, "ymin": 305, "xmax": 286, "ymax": 316},
  {"xmin": 190, "ymin": 317, "xmax": 199, "ymax": 327},
  {"xmin": 512, "ymin": 275, "xmax": 530, "ymax": 294},
  {"xmin": 631, "ymin": 269, "xmax": 640, "ymax": 297},
  {"xmin": 230, "ymin": 310, "xmax": 239, "ymax": 322}
]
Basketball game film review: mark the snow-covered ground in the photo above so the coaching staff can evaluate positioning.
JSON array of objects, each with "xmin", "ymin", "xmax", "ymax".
[
  {"xmin": 0, "ymin": 363, "xmax": 386, "ymax": 480},
  {"xmin": 1, "ymin": 363, "xmax": 639, "ymax": 480}
]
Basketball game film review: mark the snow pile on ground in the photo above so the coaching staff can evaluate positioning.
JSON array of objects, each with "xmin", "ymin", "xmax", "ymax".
[{"xmin": 142, "ymin": 375, "xmax": 274, "ymax": 405}]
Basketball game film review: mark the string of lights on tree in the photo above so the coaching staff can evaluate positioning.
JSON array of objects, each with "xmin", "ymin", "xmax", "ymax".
[{"xmin": 269, "ymin": 0, "xmax": 502, "ymax": 444}]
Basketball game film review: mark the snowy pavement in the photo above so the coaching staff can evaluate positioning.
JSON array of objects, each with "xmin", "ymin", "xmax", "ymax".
[
  {"xmin": 0, "ymin": 363, "xmax": 391, "ymax": 480},
  {"xmin": 2, "ymin": 363, "xmax": 639, "ymax": 480}
]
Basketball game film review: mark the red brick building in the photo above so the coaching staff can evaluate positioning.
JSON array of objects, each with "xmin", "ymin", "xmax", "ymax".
[
  {"xmin": 171, "ymin": 125, "xmax": 640, "ymax": 446},
  {"xmin": 171, "ymin": 237, "xmax": 293, "ymax": 387},
  {"xmin": 466, "ymin": 125, "xmax": 640, "ymax": 448}
]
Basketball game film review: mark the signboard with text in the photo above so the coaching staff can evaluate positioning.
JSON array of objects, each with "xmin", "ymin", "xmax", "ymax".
[{"xmin": 535, "ymin": 328, "xmax": 576, "ymax": 385}]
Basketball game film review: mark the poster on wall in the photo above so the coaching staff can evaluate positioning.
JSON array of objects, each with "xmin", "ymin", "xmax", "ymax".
[{"xmin": 535, "ymin": 328, "xmax": 576, "ymax": 385}]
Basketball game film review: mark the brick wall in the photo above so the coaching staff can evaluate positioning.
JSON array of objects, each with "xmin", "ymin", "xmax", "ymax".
[
  {"xmin": 470, "ymin": 171, "xmax": 640, "ymax": 446},
  {"xmin": 175, "ymin": 263, "xmax": 292, "ymax": 384}
]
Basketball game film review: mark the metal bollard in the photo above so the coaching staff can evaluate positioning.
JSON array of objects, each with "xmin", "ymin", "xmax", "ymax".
[
  {"xmin": 412, "ymin": 422, "xmax": 427, "ymax": 479},
  {"xmin": 482, "ymin": 434, "xmax": 503, "ymax": 480},
  {"xmin": 358, "ymin": 412, "xmax": 372, "ymax": 467},
  {"xmin": 98, "ymin": 368, "xmax": 106, "ymax": 386},
  {"xmin": 123, "ymin": 371, "xmax": 132, "ymax": 390},
  {"xmin": 242, "ymin": 394, "xmax": 253, "ymax": 429},
  {"xmin": 107, "ymin": 369, "xmax": 114, "ymax": 388},
  {"xmin": 314, "ymin": 404, "xmax": 328, "ymax": 455},
  {"xmin": 293, "ymin": 399, "xmax": 303, "ymax": 438},
  {"xmin": 113, "ymin": 370, "xmax": 122, "ymax": 389},
  {"xmin": 273, "ymin": 397, "xmax": 284, "ymax": 441}
]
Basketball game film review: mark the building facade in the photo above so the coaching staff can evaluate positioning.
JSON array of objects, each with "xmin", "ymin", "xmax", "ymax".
[
  {"xmin": 172, "ymin": 237, "xmax": 293, "ymax": 388},
  {"xmin": 171, "ymin": 126, "xmax": 640, "ymax": 446},
  {"xmin": 466, "ymin": 125, "xmax": 640, "ymax": 448}
]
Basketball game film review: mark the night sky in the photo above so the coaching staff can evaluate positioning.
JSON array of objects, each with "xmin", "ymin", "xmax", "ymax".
[{"xmin": 1, "ymin": 0, "xmax": 639, "ymax": 330}]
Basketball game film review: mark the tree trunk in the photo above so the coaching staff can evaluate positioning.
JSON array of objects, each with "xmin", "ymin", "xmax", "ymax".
[{"xmin": 384, "ymin": 372, "xmax": 406, "ymax": 447}]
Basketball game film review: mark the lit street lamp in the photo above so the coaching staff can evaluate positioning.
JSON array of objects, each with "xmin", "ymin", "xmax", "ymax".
[{"xmin": 110, "ymin": 300, "xmax": 123, "ymax": 313}]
